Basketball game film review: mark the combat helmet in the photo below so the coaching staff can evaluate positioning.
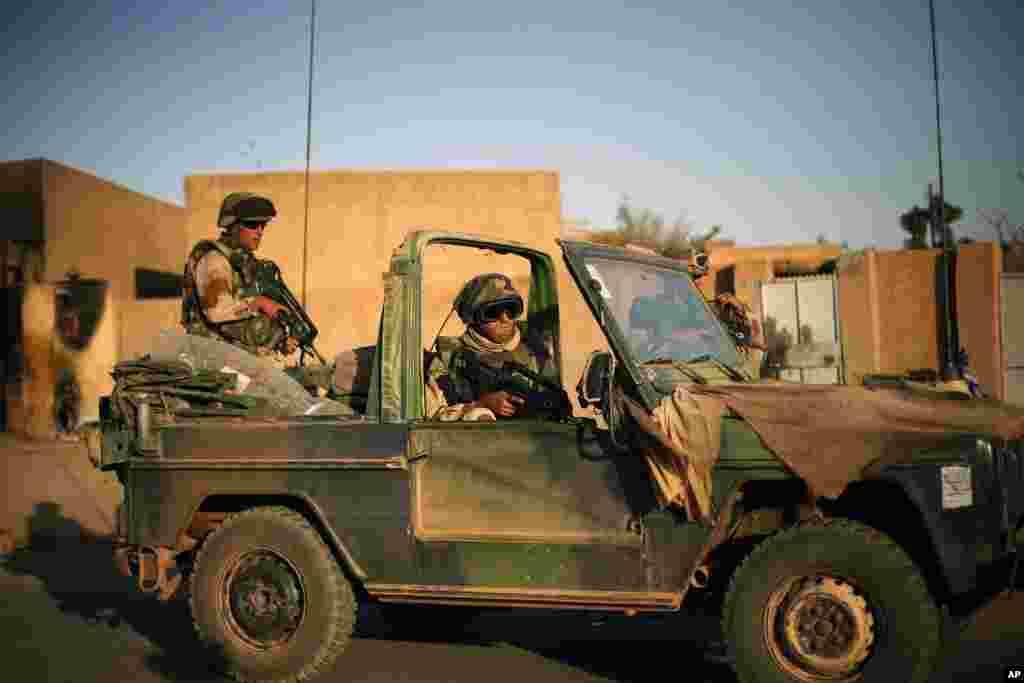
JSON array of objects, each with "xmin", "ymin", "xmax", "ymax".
[
  {"xmin": 454, "ymin": 273, "xmax": 524, "ymax": 325},
  {"xmin": 217, "ymin": 192, "xmax": 277, "ymax": 229}
]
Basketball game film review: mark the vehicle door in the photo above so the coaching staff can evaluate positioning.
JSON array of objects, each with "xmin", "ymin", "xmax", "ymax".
[{"xmin": 409, "ymin": 418, "xmax": 648, "ymax": 593}]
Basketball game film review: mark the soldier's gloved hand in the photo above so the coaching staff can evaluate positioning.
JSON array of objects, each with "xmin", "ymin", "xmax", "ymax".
[
  {"xmin": 474, "ymin": 390, "xmax": 525, "ymax": 418},
  {"xmin": 252, "ymin": 296, "xmax": 286, "ymax": 320}
]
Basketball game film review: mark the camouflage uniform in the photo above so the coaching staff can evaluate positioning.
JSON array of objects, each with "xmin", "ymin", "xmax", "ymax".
[
  {"xmin": 180, "ymin": 193, "xmax": 283, "ymax": 357},
  {"xmin": 426, "ymin": 273, "xmax": 557, "ymax": 420}
]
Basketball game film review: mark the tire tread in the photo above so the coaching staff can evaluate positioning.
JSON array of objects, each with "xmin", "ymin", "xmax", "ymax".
[
  {"xmin": 721, "ymin": 517, "xmax": 941, "ymax": 683},
  {"xmin": 189, "ymin": 505, "xmax": 356, "ymax": 683}
]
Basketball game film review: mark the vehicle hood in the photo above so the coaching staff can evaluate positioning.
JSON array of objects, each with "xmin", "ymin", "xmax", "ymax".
[{"xmin": 686, "ymin": 381, "xmax": 1024, "ymax": 498}]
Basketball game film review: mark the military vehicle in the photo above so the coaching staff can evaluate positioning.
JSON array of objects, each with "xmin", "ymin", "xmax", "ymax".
[{"xmin": 94, "ymin": 231, "xmax": 1024, "ymax": 683}]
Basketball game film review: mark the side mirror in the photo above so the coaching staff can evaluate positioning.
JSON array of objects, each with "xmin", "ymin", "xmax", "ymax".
[{"xmin": 576, "ymin": 351, "xmax": 613, "ymax": 410}]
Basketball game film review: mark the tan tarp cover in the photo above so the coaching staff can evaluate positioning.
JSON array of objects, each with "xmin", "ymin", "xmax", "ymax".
[
  {"xmin": 622, "ymin": 387, "xmax": 725, "ymax": 521},
  {"xmin": 625, "ymin": 382, "xmax": 1024, "ymax": 520}
]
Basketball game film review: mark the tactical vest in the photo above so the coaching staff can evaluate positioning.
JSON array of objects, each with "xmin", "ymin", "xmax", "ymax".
[{"xmin": 181, "ymin": 239, "xmax": 274, "ymax": 355}]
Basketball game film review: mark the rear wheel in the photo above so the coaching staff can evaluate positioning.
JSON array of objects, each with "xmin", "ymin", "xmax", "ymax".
[
  {"xmin": 722, "ymin": 519, "xmax": 941, "ymax": 683},
  {"xmin": 190, "ymin": 506, "xmax": 356, "ymax": 682}
]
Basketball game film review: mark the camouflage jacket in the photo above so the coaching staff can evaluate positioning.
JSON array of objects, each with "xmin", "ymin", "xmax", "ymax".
[
  {"xmin": 425, "ymin": 326, "xmax": 557, "ymax": 420},
  {"xmin": 181, "ymin": 239, "xmax": 280, "ymax": 356}
]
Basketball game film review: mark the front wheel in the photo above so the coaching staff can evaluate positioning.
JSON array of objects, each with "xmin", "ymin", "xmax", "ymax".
[
  {"xmin": 190, "ymin": 506, "xmax": 356, "ymax": 683},
  {"xmin": 722, "ymin": 519, "xmax": 941, "ymax": 683}
]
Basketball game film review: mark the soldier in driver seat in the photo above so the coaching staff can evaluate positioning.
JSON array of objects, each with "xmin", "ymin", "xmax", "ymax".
[
  {"xmin": 629, "ymin": 275, "xmax": 709, "ymax": 354},
  {"xmin": 426, "ymin": 273, "xmax": 557, "ymax": 421}
]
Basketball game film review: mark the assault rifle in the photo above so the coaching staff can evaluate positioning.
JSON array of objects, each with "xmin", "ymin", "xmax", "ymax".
[
  {"xmin": 238, "ymin": 258, "xmax": 326, "ymax": 365},
  {"xmin": 452, "ymin": 350, "xmax": 572, "ymax": 420}
]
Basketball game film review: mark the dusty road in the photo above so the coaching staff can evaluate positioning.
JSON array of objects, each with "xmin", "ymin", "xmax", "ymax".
[{"xmin": 1, "ymin": 538, "xmax": 1022, "ymax": 683}]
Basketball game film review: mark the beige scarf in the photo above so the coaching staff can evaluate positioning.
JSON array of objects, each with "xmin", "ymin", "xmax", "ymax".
[{"xmin": 461, "ymin": 325, "xmax": 521, "ymax": 354}]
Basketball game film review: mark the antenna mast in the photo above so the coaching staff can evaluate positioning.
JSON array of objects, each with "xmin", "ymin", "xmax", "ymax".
[
  {"xmin": 928, "ymin": 0, "xmax": 947, "ymax": 247},
  {"xmin": 302, "ymin": 0, "xmax": 317, "ymax": 308},
  {"xmin": 929, "ymin": 0, "xmax": 942, "ymax": 228},
  {"xmin": 928, "ymin": 0, "xmax": 958, "ymax": 380}
]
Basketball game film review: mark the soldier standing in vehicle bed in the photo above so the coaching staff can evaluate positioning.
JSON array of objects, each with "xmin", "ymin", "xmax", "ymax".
[
  {"xmin": 181, "ymin": 193, "xmax": 298, "ymax": 359},
  {"xmin": 426, "ymin": 273, "xmax": 557, "ymax": 421}
]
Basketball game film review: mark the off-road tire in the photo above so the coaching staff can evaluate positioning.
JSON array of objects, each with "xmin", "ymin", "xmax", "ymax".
[
  {"xmin": 722, "ymin": 518, "xmax": 941, "ymax": 683},
  {"xmin": 189, "ymin": 506, "xmax": 356, "ymax": 683}
]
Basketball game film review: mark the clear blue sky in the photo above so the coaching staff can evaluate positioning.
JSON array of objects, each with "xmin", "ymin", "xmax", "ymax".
[{"xmin": 3, "ymin": 0, "xmax": 1021, "ymax": 249}]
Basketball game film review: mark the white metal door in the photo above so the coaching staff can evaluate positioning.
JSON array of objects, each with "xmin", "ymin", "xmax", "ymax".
[{"xmin": 759, "ymin": 275, "xmax": 842, "ymax": 384}]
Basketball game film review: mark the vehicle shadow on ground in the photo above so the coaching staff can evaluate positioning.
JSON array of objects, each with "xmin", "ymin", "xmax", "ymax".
[
  {"xmin": 499, "ymin": 617, "xmax": 736, "ymax": 683},
  {"xmin": 359, "ymin": 604, "xmax": 738, "ymax": 682},
  {"xmin": 1, "ymin": 501, "xmax": 228, "ymax": 681}
]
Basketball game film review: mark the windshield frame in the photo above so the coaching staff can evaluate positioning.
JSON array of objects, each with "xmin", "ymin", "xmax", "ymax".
[{"xmin": 558, "ymin": 240, "xmax": 743, "ymax": 409}]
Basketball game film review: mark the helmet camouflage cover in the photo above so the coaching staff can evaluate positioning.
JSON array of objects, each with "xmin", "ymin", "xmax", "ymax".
[
  {"xmin": 454, "ymin": 273, "xmax": 524, "ymax": 324},
  {"xmin": 217, "ymin": 192, "xmax": 277, "ymax": 229}
]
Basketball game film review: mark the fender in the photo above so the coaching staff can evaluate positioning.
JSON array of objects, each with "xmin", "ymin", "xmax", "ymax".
[
  {"xmin": 180, "ymin": 491, "xmax": 368, "ymax": 580},
  {"xmin": 868, "ymin": 451, "xmax": 1004, "ymax": 596}
]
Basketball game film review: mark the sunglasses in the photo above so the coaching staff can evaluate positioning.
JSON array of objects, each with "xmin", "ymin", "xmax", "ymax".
[
  {"xmin": 240, "ymin": 221, "xmax": 267, "ymax": 232},
  {"xmin": 478, "ymin": 300, "xmax": 523, "ymax": 323}
]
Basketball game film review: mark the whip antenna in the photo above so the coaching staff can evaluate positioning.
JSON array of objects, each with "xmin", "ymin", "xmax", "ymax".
[
  {"xmin": 928, "ymin": 0, "xmax": 946, "ymax": 246},
  {"xmin": 302, "ymin": 0, "xmax": 317, "ymax": 308},
  {"xmin": 928, "ymin": 0, "xmax": 959, "ymax": 380}
]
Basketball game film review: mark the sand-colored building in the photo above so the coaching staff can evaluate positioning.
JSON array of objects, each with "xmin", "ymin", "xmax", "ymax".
[{"xmin": 1, "ymin": 159, "xmax": 188, "ymax": 437}]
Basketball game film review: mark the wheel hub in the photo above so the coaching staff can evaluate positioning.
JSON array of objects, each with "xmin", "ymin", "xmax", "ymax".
[
  {"xmin": 225, "ymin": 550, "xmax": 305, "ymax": 648},
  {"xmin": 766, "ymin": 576, "xmax": 875, "ymax": 680}
]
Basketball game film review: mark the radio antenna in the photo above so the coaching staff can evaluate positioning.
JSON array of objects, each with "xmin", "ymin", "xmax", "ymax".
[
  {"xmin": 928, "ymin": 0, "xmax": 959, "ymax": 380},
  {"xmin": 301, "ymin": 0, "xmax": 317, "ymax": 308},
  {"xmin": 928, "ymin": 0, "xmax": 946, "ymax": 246}
]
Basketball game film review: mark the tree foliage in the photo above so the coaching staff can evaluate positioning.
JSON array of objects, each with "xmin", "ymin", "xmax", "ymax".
[
  {"xmin": 979, "ymin": 209, "xmax": 1024, "ymax": 245},
  {"xmin": 584, "ymin": 197, "xmax": 722, "ymax": 260},
  {"xmin": 899, "ymin": 201, "xmax": 963, "ymax": 249}
]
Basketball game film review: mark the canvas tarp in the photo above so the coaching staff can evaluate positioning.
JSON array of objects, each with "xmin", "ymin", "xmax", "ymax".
[
  {"xmin": 146, "ymin": 331, "xmax": 353, "ymax": 417},
  {"xmin": 624, "ymin": 381, "xmax": 1024, "ymax": 519},
  {"xmin": 621, "ymin": 387, "xmax": 725, "ymax": 521}
]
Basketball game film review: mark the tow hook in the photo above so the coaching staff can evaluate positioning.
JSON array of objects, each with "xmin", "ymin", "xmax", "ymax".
[{"xmin": 116, "ymin": 545, "xmax": 183, "ymax": 602}]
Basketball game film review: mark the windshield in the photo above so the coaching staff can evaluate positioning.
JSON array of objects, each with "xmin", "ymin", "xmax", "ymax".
[{"xmin": 581, "ymin": 256, "xmax": 742, "ymax": 366}]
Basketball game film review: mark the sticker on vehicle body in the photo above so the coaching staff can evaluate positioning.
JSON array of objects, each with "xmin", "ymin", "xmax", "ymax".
[
  {"xmin": 940, "ymin": 465, "xmax": 972, "ymax": 509},
  {"xmin": 584, "ymin": 264, "xmax": 613, "ymax": 300}
]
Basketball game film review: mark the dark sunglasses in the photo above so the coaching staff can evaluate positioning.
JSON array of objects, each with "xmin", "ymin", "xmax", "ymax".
[
  {"xmin": 240, "ymin": 221, "xmax": 267, "ymax": 232},
  {"xmin": 478, "ymin": 300, "xmax": 523, "ymax": 323}
]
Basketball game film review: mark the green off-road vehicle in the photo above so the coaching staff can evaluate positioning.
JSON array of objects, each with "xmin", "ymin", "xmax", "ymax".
[{"xmin": 94, "ymin": 231, "xmax": 1024, "ymax": 683}]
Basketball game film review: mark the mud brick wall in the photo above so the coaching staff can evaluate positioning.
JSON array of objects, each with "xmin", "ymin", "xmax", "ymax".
[{"xmin": 837, "ymin": 244, "xmax": 1003, "ymax": 398}]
